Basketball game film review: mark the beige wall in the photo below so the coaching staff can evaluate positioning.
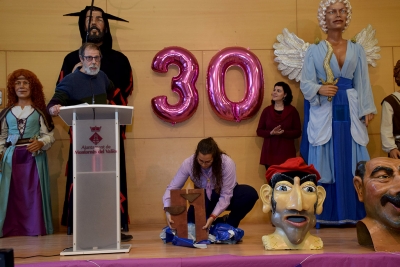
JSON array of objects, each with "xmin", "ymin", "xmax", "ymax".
[{"xmin": 0, "ymin": 0, "xmax": 399, "ymax": 231}]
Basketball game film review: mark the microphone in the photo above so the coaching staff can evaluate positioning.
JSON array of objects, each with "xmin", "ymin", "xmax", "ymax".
[
  {"xmin": 89, "ymin": 73, "xmax": 98, "ymax": 120},
  {"xmin": 90, "ymin": 74, "xmax": 97, "ymax": 104}
]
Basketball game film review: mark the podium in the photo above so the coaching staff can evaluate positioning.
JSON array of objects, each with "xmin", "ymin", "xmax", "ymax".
[{"xmin": 58, "ymin": 104, "xmax": 133, "ymax": 256}]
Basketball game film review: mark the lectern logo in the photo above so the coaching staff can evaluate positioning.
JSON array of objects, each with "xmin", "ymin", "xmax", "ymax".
[{"xmin": 89, "ymin": 126, "xmax": 103, "ymax": 145}]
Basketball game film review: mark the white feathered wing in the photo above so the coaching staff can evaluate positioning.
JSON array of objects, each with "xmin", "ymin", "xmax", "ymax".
[{"xmin": 273, "ymin": 25, "xmax": 380, "ymax": 82}]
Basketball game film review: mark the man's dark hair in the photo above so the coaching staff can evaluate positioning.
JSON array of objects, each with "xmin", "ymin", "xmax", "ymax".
[{"xmin": 355, "ymin": 161, "xmax": 367, "ymax": 180}]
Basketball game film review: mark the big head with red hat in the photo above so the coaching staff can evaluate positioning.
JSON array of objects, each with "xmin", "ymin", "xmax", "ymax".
[
  {"xmin": 260, "ymin": 157, "xmax": 326, "ymax": 247},
  {"xmin": 265, "ymin": 157, "xmax": 321, "ymax": 187}
]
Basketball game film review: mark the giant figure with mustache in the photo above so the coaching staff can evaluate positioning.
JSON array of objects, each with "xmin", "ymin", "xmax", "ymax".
[
  {"xmin": 354, "ymin": 157, "xmax": 400, "ymax": 251},
  {"xmin": 260, "ymin": 157, "xmax": 326, "ymax": 250}
]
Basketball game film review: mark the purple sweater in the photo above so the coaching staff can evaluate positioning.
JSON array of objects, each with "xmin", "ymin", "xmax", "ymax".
[{"xmin": 163, "ymin": 154, "xmax": 237, "ymax": 216}]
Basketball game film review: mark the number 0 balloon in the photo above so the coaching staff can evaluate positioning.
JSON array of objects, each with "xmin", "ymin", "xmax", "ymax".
[
  {"xmin": 151, "ymin": 46, "xmax": 199, "ymax": 125},
  {"xmin": 207, "ymin": 47, "xmax": 264, "ymax": 122}
]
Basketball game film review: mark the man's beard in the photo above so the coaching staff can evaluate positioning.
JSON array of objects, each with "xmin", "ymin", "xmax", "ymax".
[
  {"xmin": 83, "ymin": 64, "xmax": 100, "ymax": 75},
  {"xmin": 87, "ymin": 26, "xmax": 104, "ymax": 44}
]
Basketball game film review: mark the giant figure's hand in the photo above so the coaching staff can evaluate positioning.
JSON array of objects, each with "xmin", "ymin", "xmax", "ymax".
[
  {"xmin": 27, "ymin": 139, "xmax": 44, "ymax": 153},
  {"xmin": 72, "ymin": 62, "xmax": 83, "ymax": 73},
  {"xmin": 318, "ymin": 85, "xmax": 338, "ymax": 97},
  {"xmin": 364, "ymin": 113, "xmax": 374, "ymax": 127},
  {"xmin": 389, "ymin": 148, "xmax": 400, "ymax": 159}
]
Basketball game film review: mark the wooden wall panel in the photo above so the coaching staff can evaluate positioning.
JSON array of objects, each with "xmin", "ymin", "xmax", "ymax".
[
  {"xmin": 0, "ymin": 52, "xmax": 6, "ymax": 88},
  {"xmin": 351, "ymin": 0, "xmax": 400, "ymax": 47},
  {"xmin": 0, "ymin": 0, "xmax": 107, "ymax": 51},
  {"xmin": 367, "ymin": 134, "xmax": 387, "ymax": 159},
  {"xmin": 368, "ymin": 47, "xmax": 395, "ymax": 135},
  {"xmin": 126, "ymin": 138, "xmax": 201, "ymax": 224},
  {"xmin": 109, "ymin": 0, "xmax": 297, "ymax": 51}
]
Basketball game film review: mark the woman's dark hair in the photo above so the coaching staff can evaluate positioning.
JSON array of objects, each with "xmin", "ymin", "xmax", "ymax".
[
  {"xmin": 192, "ymin": 137, "xmax": 225, "ymax": 194},
  {"xmin": 271, "ymin": 81, "xmax": 293, "ymax": 106}
]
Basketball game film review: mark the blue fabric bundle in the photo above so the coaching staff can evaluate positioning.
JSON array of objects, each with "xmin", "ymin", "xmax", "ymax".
[
  {"xmin": 209, "ymin": 223, "xmax": 244, "ymax": 244},
  {"xmin": 160, "ymin": 223, "xmax": 244, "ymax": 247}
]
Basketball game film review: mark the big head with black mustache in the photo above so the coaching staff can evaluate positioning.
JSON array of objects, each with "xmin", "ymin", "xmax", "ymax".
[
  {"xmin": 354, "ymin": 157, "xmax": 400, "ymax": 230},
  {"xmin": 261, "ymin": 157, "xmax": 326, "ymax": 248}
]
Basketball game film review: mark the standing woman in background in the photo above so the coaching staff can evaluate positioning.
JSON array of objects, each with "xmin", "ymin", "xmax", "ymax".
[
  {"xmin": 0, "ymin": 69, "xmax": 55, "ymax": 237},
  {"xmin": 256, "ymin": 81, "xmax": 301, "ymax": 171}
]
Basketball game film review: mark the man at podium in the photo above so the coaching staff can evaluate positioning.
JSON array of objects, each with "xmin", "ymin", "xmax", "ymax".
[
  {"xmin": 48, "ymin": 42, "xmax": 113, "ymax": 114},
  {"xmin": 54, "ymin": 5, "xmax": 133, "ymax": 241},
  {"xmin": 47, "ymin": 42, "xmax": 134, "ymax": 240}
]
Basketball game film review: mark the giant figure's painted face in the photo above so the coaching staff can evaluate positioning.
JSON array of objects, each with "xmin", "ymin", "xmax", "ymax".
[
  {"xmin": 270, "ymin": 173, "xmax": 324, "ymax": 244},
  {"xmin": 324, "ymin": 2, "xmax": 348, "ymax": 32},
  {"xmin": 14, "ymin": 75, "xmax": 31, "ymax": 100},
  {"xmin": 85, "ymin": 10, "xmax": 105, "ymax": 43},
  {"xmin": 355, "ymin": 157, "xmax": 400, "ymax": 229}
]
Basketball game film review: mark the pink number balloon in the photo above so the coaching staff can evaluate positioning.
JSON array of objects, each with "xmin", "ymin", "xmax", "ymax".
[
  {"xmin": 151, "ymin": 46, "xmax": 199, "ymax": 125},
  {"xmin": 207, "ymin": 47, "xmax": 264, "ymax": 122}
]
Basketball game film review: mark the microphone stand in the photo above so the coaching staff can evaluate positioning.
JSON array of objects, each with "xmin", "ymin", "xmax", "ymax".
[{"xmin": 85, "ymin": 0, "xmax": 95, "ymax": 43}]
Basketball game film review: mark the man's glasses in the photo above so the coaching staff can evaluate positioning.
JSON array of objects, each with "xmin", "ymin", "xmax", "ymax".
[
  {"xmin": 14, "ymin": 80, "xmax": 30, "ymax": 86},
  {"xmin": 83, "ymin": 56, "xmax": 102, "ymax": 62}
]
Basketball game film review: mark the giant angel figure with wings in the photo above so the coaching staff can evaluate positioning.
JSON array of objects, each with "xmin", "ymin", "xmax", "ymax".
[{"xmin": 273, "ymin": 0, "xmax": 380, "ymax": 227}]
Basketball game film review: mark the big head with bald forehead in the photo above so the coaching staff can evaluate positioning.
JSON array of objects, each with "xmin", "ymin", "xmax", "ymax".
[{"xmin": 354, "ymin": 157, "xmax": 400, "ymax": 230}]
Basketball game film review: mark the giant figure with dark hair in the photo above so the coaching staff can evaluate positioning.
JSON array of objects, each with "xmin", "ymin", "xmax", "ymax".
[
  {"xmin": 0, "ymin": 69, "xmax": 55, "ymax": 237},
  {"xmin": 256, "ymin": 81, "xmax": 301, "ymax": 171},
  {"xmin": 353, "ymin": 157, "xmax": 400, "ymax": 251},
  {"xmin": 56, "ymin": 5, "xmax": 133, "ymax": 239}
]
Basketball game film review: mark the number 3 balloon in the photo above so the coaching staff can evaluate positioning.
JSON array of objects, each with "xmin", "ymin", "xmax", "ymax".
[
  {"xmin": 151, "ymin": 46, "xmax": 199, "ymax": 125},
  {"xmin": 207, "ymin": 47, "xmax": 264, "ymax": 122}
]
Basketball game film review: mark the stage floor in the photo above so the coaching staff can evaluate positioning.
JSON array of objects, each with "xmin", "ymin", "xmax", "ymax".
[{"xmin": 0, "ymin": 223, "xmax": 387, "ymax": 265}]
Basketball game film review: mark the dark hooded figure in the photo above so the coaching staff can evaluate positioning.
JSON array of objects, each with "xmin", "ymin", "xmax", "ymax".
[{"xmin": 56, "ymin": 6, "xmax": 133, "ymax": 240}]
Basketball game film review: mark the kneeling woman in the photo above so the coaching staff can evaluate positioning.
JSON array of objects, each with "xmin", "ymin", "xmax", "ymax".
[{"xmin": 163, "ymin": 137, "xmax": 258, "ymax": 229}]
